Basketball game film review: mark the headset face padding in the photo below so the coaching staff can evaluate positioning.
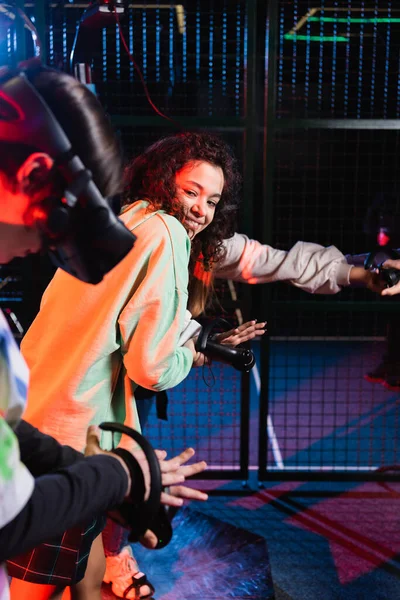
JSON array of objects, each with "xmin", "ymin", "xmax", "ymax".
[{"xmin": 0, "ymin": 64, "xmax": 136, "ymax": 283}]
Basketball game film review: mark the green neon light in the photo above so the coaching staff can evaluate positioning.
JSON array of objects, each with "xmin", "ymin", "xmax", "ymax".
[
  {"xmin": 284, "ymin": 33, "xmax": 348, "ymax": 42},
  {"xmin": 309, "ymin": 17, "xmax": 400, "ymax": 24}
]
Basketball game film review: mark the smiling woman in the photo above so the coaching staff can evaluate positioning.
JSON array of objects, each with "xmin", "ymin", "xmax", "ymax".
[
  {"xmin": 176, "ymin": 160, "xmax": 224, "ymax": 240},
  {"xmin": 19, "ymin": 131, "xmax": 240, "ymax": 452},
  {"xmin": 15, "ymin": 131, "xmax": 237, "ymax": 600},
  {"xmin": 123, "ymin": 131, "xmax": 241, "ymax": 318},
  {"xmin": 124, "ymin": 131, "xmax": 240, "ymax": 270}
]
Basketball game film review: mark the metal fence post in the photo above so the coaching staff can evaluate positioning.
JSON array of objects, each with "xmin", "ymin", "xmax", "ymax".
[{"xmin": 258, "ymin": 0, "xmax": 278, "ymax": 483}]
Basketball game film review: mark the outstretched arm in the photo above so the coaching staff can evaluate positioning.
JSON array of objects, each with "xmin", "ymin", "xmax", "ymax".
[
  {"xmin": 216, "ymin": 233, "xmax": 393, "ymax": 295},
  {"xmin": 1, "ymin": 451, "xmax": 128, "ymax": 562},
  {"xmin": 215, "ymin": 233, "xmax": 352, "ymax": 294}
]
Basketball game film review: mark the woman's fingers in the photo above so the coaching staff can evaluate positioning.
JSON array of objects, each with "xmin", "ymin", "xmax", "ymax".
[
  {"xmin": 382, "ymin": 282, "xmax": 400, "ymax": 296},
  {"xmin": 160, "ymin": 491, "xmax": 185, "ymax": 507},
  {"xmin": 160, "ymin": 485, "xmax": 208, "ymax": 506},
  {"xmin": 158, "ymin": 447, "xmax": 196, "ymax": 472},
  {"xmin": 217, "ymin": 327, "xmax": 239, "ymax": 342},
  {"xmin": 236, "ymin": 321, "xmax": 267, "ymax": 337},
  {"xmin": 157, "ymin": 447, "xmax": 207, "ymax": 487},
  {"xmin": 155, "ymin": 449, "xmax": 167, "ymax": 460},
  {"xmin": 160, "ymin": 460, "xmax": 207, "ymax": 486},
  {"xmin": 177, "ymin": 460, "xmax": 208, "ymax": 478},
  {"xmin": 139, "ymin": 529, "xmax": 158, "ymax": 549},
  {"xmin": 217, "ymin": 320, "xmax": 267, "ymax": 346},
  {"xmin": 193, "ymin": 351, "xmax": 208, "ymax": 367},
  {"xmin": 217, "ymin": 320, "xmax": 258, "ymax": 341},
  {"xmin": 382, "ymin": 259, "xmax": 400, "ymax": 269},
  {"xmin": 168, "ymin": 485, "xmax": 208, "ymax": 501},
  {"xmin": 234, "ymin": 323, "xmax": 266, "ymax": 343},
  {"xmin": 84, "ymin": 425, "xmax": 102, "ymax": 456},
  {"xmin": 161, "ymin": 471, "xmax": 186, "ymax": 487}
]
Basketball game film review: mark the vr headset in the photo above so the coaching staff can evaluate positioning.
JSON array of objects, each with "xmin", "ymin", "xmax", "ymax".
[
  {"xmin": 0, "ymin": 63, "xmax": 136, "ymax": 283},
  {"xmin": 0, "ymin": 61, "xmax": 136, "ymax": 283}
]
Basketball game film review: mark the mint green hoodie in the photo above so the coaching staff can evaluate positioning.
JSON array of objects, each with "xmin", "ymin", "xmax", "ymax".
[{"xmin": 21, "ymin": 201, "xmax": 193, "ymax": 450}]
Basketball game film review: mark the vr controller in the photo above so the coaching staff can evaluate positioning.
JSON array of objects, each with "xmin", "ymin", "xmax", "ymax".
[
  {"xmin": 363, "ymin": 203, "xmax": 400, "ymax": 289},
  {"xmin": 364, "ymin": 248, "xmax": 400, "ymax": 288},
  {"xmin": 99, "ymin": 422, "xmax": 173, "ymax": 549},
  {"xmin": 378, "ymin": 265, "xmax": 400, "ymax": 288},
  {"xmin": 195, "ymin": 318, "xmax": 256, "ymax": 373}
]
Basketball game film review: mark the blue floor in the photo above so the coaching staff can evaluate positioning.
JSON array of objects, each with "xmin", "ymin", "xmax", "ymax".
[
  {"xmin": 134, "ymin": 340, "xmax": 400, "ymax": 599},
  {"xmin": 102, "ymin": 506, "xmax": 273, "ymax": 599},
  {"xmin": 191, "ymin": 480, "xmax": 400, "ymax": 600},
  {"xmin": 132, "ymin": 507, "xmax": 273, "ymax": 599}
]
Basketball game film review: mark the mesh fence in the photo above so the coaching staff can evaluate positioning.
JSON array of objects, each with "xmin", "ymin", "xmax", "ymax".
[
  {"xmin": 139, "ymin": 279, "xmax": 248, "ymax": 476},
  {"xmin": 45, "ymin": 1, "xmax": 246, "ymax": 118},
  {"xmin": 277, "ymin": 0, "xmax": 400, "ymax": 120},
  {"xmin": 7, "ymin": 1, "xmax": 400, "ymax": 480},
  {"xmin": 142, "ymin": 363, "xmax": 244, "ymax": 474},
  {"xmin": 271, "ymin": 127, "xmax": 400, "ymax": 310},
  {"xmin": 259, "ymin": 0, "xmax": 400, "ymax": 480},
  {"xmin": 262, "ymin": 310, "xmax": 400, "ymax": 478}
]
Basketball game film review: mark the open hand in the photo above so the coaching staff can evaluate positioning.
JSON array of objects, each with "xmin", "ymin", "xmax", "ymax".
[
  {"xmin": 215, "ymin": 320, "xmax": 266, "ymax": 346},
  {"xmin": 85, "ymin": 429, "xmax": 207, "ymax": 503},
  {"xmin": 155, "ymin": 447, "xmax": 208, "ymax": 506},
  {"xmin": 86, "ymin": 427, "xmax": 208, "ymax": 550},
  {"xmin": 140, "ymin": 447, "xmax": 208, "ymax": 549}
]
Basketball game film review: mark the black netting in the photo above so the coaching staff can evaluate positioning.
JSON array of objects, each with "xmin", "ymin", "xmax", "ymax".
[
  {"xmin": 277, "ymin": 0, "xmax": 400, "ymax": 119},
  {"xmin": 46, "ymin": 1, "xmax": 246, "ymax": 117}
]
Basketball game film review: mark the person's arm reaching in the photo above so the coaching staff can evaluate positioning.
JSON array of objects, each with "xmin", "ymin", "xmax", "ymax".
[
  {"xmin": 3, "ymin": 417, "xmax": 209, "ymax": 561},
  {"xmin": 215, "ymin": 233, "xmax": 352, "ymax": 294},
  {"xmin": 0, "ymin": 452, "xmax": 128, "ymax": 561}
]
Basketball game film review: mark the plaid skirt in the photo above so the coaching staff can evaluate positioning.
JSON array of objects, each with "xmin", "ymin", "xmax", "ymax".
[{"xmin": 6, "ymin": 516, "xmax": 106, "ymax": 586}]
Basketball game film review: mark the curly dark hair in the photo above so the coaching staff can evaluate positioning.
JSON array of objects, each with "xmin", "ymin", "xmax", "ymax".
[{"xmin": 124, "ymin": 131, "xmax": 241, "ymax": 268}]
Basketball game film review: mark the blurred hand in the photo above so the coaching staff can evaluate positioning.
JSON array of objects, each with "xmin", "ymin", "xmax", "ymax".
[
  {"xmin": 364, "ymin": 269, "xmax": 387, "ymax": 294},
  {"xmin": 184, "ymin": 337, "xmax": 208, "ymax": 367},
  {"xmin": 155, "ymin": 447, "xmax": 208, "ymax": 506},
  {"xmin": 350, "ymin": 266, "xmax": 388, "ymax": 295},
  {"xmin": 215, "ymin": 320, "xmax": 266, "ymax": 346},
  {"xmin": 85, "ymin": 427, "xmax": 208, "ymax": 539},
  {"xmin": 140, "ymin": 447, "xmax": 208, "ymax": 548},
  {"xmin": 380, "ymin": 259, "xmax": 400, "ymax": 296}
]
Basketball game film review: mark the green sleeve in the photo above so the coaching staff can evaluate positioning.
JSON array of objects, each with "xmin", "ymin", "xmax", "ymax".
[{"xmin": 118, "ymin": 214, "xmax": 193, "ymax": 391}]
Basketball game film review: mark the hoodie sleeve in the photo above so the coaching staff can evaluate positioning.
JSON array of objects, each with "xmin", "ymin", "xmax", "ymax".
[
  {"xmin": 118, "ymin": 214, "xmax": 193, "ymax": 391},
  {"xmin": 215, "ymin": 233, "xmax": 353, "ymax": 294}
]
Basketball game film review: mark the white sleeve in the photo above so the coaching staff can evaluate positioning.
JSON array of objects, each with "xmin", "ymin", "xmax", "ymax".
[
  {"xmin": 178, "ymin": 310, "xmax": 202, "ymax": 346},
  {"xmin": 215, "ymin": 233, "xmax": 353, "ymax": 295}
]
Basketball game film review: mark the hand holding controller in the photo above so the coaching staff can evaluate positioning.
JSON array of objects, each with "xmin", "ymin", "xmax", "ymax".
[
  {"xmin": 195, "ymin": 318, "xmax": 257, "ymax": 373},
  {"xmin": 378, "ymin": 264, "xmax": 400, "ymax": 288}
]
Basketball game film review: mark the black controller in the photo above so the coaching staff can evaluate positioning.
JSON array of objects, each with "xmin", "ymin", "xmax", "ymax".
[
  {"xmin": 195, "ymin": 318, "xmax": 256, "ymax": 373},
  {"xmin": 378, "ymin": 264, "xmax": 400, "ymax": 288},
  {"xmin": 364, "ymin": 247, "xmax": 400, "ymax": 288},
  {"xmin": 99, "ymin": 422, "xmax": 173, "ymax": 549}
]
